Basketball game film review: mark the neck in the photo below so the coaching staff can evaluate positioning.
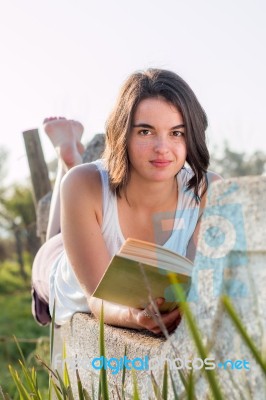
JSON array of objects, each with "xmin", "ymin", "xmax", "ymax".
[{"xmin": 123, "ymin": 173, "xmax": 178, "ymax": 211}]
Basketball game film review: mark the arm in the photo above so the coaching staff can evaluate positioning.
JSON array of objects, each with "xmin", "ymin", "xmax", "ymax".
[
  {"xmin": 89, "ymin": 296, "xmax": 181, "ymax": 335},
  {"xmin": 61, "ymin": 165, "xmax": 180, "ymax": 334},
  {"xmin": 60, "ymin": 163, "xmax": 111, "ymax": 294}
]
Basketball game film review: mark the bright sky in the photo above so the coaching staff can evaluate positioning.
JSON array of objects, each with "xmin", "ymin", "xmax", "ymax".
[{"xmin": 1, "ymin": 0, "xmax": 265, "ymax": 185}]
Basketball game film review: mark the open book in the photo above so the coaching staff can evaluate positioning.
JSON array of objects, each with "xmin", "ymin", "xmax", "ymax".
[{"xmin": 92, "ymin": 238, "xmax": 193, "ymax": 312}]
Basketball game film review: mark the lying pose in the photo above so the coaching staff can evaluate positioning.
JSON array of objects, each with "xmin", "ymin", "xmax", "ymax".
[{"xmin": 32, "ymin": 69, "xmax": 220, "ymax": 334}]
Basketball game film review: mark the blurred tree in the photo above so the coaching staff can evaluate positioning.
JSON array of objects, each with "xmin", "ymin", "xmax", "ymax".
[
  {"xmin": 0, "ymin": 147, "xmax": 10, "ymax": 259},
  {"xmin": 3, "ymin": 186, "xmax": 36, "ymax": 228},
  {"xmin": 0, "ymin": 241, "xmax": 7, "ymax": 262},
  {"xmin": 0, "ymin": 147, "xmax": 8, "ymax": 180},
  {"xmin": 0, "ymin": 236, "xmax": 15, "ymax": 262},
  {"xmin": 210, "ymin": 142, "xmax": 266, "ymax": 178},
  {"xmin": 3, "ymin": 186, "xmax": 40, "ymax": 258},
  {"xmin": 0, "ymin": 147, "xmax": 8, "ymax": 204},
  {"xmin": 0, "ymin": 146, "xmax": 40, "ymax": 277}
]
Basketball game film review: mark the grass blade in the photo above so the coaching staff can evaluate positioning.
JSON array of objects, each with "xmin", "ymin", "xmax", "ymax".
[
  {"xmin": 31, "ymin": 367, "xmax": 38, "ymax": 390},
  {"xmin": 8, "ymin": 365, "xmax": 31, "ymax": 400},
  {"xmin": 76, "ymin": 369, "xmax": 85, "ymax": 400},
  {"xmin": 62, "ymin": 356, "xmax": 75, "ymax": 399},
  {"xmin": 150, "ymin": 372, "xmax": 163, "ymax": 400},
  {"xmin": 97, "ymin": 375, "xmax": 101, "ymax": 400},
  {"xmin": 99, "ymin": 302, "xmax": 109, "ymax": 400},
  {"xmin": 168, "ymin": 273, "xmax": 224, "ymax": 400},
  {"xmin": 169, "ymin": 370, "xmax": 180, "ymax": 400},
  {"xmin": 121, "ymin": 346, "xmax": 127, "ymax": 400},
  {"xmin": 66, "ymin": 386, "xmax": 75, "ymax": 400},
  {"xmin": 55, "ymin": 370, "xmax": 68, "ymax": 399},
  {"xmin": 90, "ymin": 376, "xmax": 95, "ymax": 400},
  {"xmin": 174, "ymin": 365, "xmax": 188, "ymax": 393},
  {"xmin": 162, "ymin": 362, "xmax": 168, "ymax": 400},
  {"xmin": 132, "ymin": 370, "xmax": 140, "ymax": 400},
  {"xmin": 50, "ymin": 378, "xmax": 64, "ymax": 400},
  {"xmin": 18, "ymin": 360, "xmax": 42, "ymax": 399},
  {"xmin": 49, "ymin": 300, "xmax": 57, "ymax": 400},
  {"xmin": 35, "ymin": 354, "xmax": 58, "ymax": 380},
  {"xmin": 13, "ymin": 335, "xmax": 27, "ymax": 366},
  {"xmin": 0, "ymin": 386, "xmax": 6, "ymax": 400},
  {"xmin": 187, "ymin": 370, "xmax": 194, "ymax": 400},
  {"xmin": 63, "ymin": 342, "xmax": 70, "ymax": 387},
  {"xmin": 115, "ymin": 385, "xmax": 122, "ymax": 400},
  {"xmin": 83, "ymin": 387, "xmax": 92, "ymax": 400},
  {"xmin": 50, "ymin": 300, "xmax": 56, "ymax": 364},
  {"xmin": 0, "ymin": 386, "xmax": 12, "ymax": 400},
  {"xmin": 222, "ymin": 295, "xmax": 266, "ymax": 376}
]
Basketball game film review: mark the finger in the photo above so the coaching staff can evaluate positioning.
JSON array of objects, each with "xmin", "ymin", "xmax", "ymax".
[
  {"xmin": 166, "ymin": 323, "xmax": 178, "ymax": 334},
  {"xmin": 140, "ymin": 306, "xmax": 176, "ymax": 329},
  {"xmin": 138, "ymin": 309, "xmax": 163, "ymax": 332},
  {"xmin": 167, "ymin": 315, "xmax": 182, "ymax": 332},
  {"xmin": 139, "ymin": 302, "xmax": 180, "ymax": 331},
  {"xmin": 142, "ymin": 303, "xmax": 160, "ymax": 319},
  {"xmin": 142, "ymin": 309, "xmax": 152, "ymax": 319},
  {"xmin": 155, "ymin": 297, "xmax": 165, "ymax": 306},
  {"xmin": 144, "ymin": 298, "xmax": 164, "ymax": 317},
  {"xmin": 150, "ymin": 326, "xmax": 163, "ymax": 335},
  {"xmin": 153, "ymin": 314, "xmax": 181, "ymax": 335},
  {"xmin": 160, "ymin": 308, "xmax": 181, "ymax": 326}
]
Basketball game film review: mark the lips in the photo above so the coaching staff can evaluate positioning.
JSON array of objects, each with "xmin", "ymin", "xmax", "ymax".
[{"xmin": 149, "ymin": 160, "xmax": 172, "ymax": 167}]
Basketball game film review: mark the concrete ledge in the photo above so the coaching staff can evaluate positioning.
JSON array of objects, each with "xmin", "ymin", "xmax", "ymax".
[{"xmin": 57, "ymin": 313, "xmax": 165, "ymax": 397}]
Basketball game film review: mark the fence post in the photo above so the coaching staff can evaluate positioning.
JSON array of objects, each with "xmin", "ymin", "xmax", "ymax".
[{"xmin": 23, "ymin": 129, "xmax": 51, "ymax": 207}]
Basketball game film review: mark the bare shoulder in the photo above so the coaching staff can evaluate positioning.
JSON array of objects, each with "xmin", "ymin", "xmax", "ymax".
[
  {"xmin": 61, "ymin": 163, "xmax": 102, "ymax": 193},
  {"xmin": 61, "ymin": 163, "xmax": 103, "ymax": 218}
]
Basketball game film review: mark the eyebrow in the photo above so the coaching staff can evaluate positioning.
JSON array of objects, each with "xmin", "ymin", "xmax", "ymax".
[{"xmin": 132, "ymin": 123, "xmax": 185, "ymax": 129}]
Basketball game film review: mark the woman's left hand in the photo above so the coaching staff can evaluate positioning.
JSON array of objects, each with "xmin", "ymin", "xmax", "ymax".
[
  {"xmin": 89, "ymin": 296, "xmax": 181, "ymax": 335},
  {"xmin": 129, "ymin": 298, "xmax": 182, "ymax": 335}
]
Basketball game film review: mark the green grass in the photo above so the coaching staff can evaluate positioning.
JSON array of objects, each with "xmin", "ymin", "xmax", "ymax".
[{"xmin": 0, "ymin": 260, "xmax": 49, "ymax": 397}]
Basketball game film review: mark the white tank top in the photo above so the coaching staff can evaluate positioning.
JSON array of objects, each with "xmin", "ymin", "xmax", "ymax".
[{"xmin": 49, "ymin": 159, "xmax": 202, "ymax": 325}]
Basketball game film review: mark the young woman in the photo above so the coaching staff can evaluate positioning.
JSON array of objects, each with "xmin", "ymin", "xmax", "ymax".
[{"xmin": 32, "ymin": 69, "xmax": 220, "ymax": 335}]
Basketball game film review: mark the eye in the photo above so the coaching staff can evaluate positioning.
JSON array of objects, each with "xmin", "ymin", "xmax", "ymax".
[
  {"xmin": 172, "ymin": 130, "xmax": 184, "ymax": 137},
  {"xmin": 139, "ymin": 129, "xmax": 152, "ymax": 136}
]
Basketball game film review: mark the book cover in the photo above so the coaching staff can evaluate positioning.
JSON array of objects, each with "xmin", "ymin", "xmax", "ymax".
[{"xmin": 92, "ymin": 238, "xmax": 193, "ymax": 312}]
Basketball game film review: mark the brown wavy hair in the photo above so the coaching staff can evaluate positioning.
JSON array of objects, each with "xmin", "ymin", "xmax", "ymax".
[{"xmin": 103, "ymin": 68, "xmax": 209, "ymax": 201}]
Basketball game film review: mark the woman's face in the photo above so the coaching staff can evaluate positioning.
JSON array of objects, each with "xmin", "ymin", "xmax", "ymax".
[{"xmin": 127, "ymin": 96, "xmax": 187, "ymax": 184}]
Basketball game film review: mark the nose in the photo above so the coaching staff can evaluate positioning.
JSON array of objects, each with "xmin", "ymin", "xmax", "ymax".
[{"xmin": 153, "ymin": 136, "xmax": 169, "ymax": 154}]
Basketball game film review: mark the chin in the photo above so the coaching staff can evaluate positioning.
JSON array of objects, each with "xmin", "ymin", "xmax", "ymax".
[{"xmin": 150, "ymin": 173, "xmax": 176, "ymax": 182}]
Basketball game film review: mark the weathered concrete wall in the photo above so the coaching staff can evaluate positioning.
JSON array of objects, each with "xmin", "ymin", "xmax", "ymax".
[
  {"xmin": 53, "ymin": 176, "xmax": 266, "ymax": 399},
  {"xmin": 158, "ymin": 176, "xmax": 266, "ymax": 399},
  {"xmin": 57, "ymin": 315, "xmax": 164, "ymax": 397}
]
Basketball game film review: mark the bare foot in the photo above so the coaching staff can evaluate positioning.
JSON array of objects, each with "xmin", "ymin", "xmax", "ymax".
[{"xmin": 43, "ymin": 117, "xmax": 85, "ymax": 169}]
